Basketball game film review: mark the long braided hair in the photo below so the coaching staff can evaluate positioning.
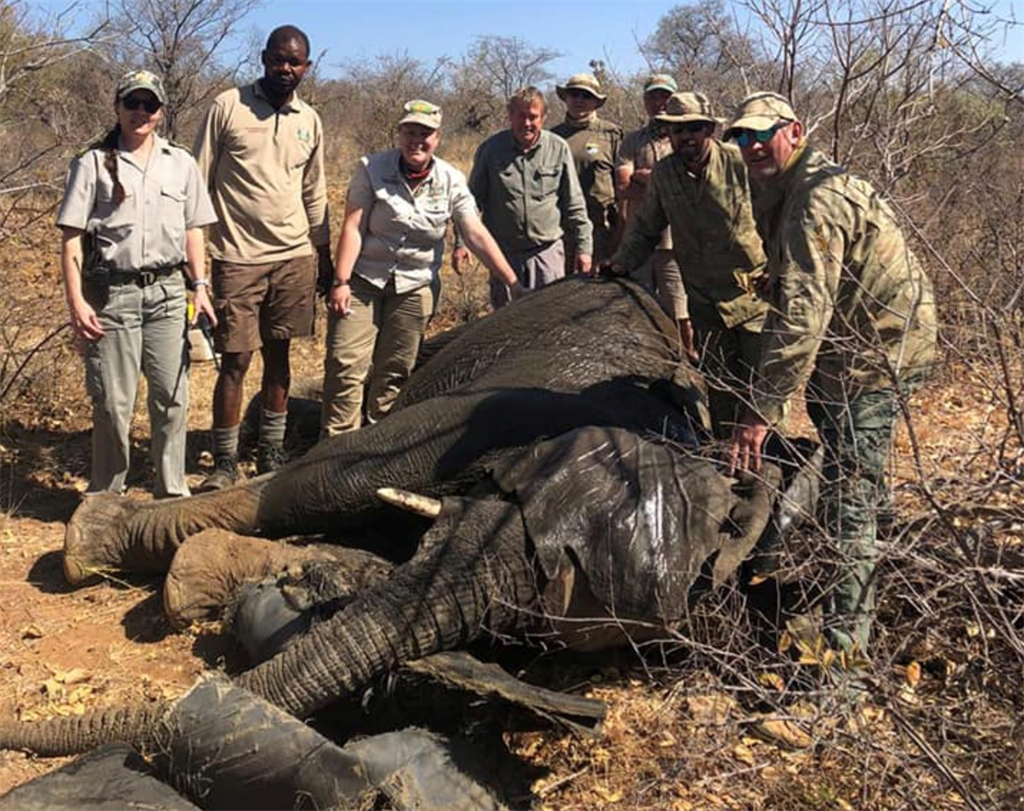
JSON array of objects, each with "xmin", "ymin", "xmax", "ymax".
[{"xmin": 91, "ymin": 124, "xmax": 126, "ymax": 205}]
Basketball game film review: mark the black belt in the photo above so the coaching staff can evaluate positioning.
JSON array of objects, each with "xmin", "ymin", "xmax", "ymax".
[{"xmin": 107, "ymin": 265, "xmax": 184, "ymax": 287}]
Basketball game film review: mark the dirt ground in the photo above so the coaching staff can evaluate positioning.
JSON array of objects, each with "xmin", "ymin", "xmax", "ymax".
[{"xmin": 1, "ymin": 267, "xmax": 1022, "ymax": 808}]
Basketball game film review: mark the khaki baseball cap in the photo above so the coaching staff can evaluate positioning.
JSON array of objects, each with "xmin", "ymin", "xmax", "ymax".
[
  {"xmin": 398, "ymin": 99, "xmax": 442, "ymax": 130},
  {"xmin": 644, "ymin": 73, "xmax": 678, "ymax": 94},
  {"xmin": 556, "ymin": 73, "xmax": 607, "ymax": 104},
  {"xmin": 724, "ymin": 91, "xmax": 796, "ymax": 137},
  {"xmin": 655, "ymin": 91, "xmax": 720, "ymax": 125},
  {"xmin": 115, "ymin": 69, "xmax": 166, "ymax": 105}
]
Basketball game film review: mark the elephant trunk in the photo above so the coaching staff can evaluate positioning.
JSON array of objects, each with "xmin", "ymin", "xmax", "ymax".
[
  {"xmin": 240, "ymin": 499, "xmax": 539, "ymax": 719},
  {"xmin": 0, "ymin": 702, "xmax": 167, "ymax": 757}
]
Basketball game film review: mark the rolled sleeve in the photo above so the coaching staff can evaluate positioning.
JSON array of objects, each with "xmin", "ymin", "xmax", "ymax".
[
  {"xmin": 183, "ymin": 159, "xmax": 217, "ymax": 229},
  {"xmin": 56, "ymin": 155, "xmax": 97, "ymax": 231}
]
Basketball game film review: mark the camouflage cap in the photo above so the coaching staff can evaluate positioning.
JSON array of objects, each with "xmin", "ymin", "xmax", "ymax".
[
  {"xmin": 655, "ymin": 91, "xmax": 721, "ymax": 125},
  {"xmin": 643, "ymin": 73, "xmax": 678, "ymax": 94},
  {"xmin": 556, "ymin": 73, "xmax": 607, "ymax": 105},
  {"xmin": 398, "ymin": 99, "xmax": 443, "ymax": 130},
  {"xmin": 115, "ymin": 69, "xmax": 166, "ymax": 105},
  {"xmin": 724, "ymin": 91, "xmax": 797, "ymax": 137}
]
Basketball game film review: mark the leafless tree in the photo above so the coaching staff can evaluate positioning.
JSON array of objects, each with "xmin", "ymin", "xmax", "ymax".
[{"xmin": 101, "ymin": 0, "xmax": 264, "ymax": 139}]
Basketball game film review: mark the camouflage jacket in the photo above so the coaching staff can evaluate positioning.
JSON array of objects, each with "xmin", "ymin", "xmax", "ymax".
[
  {"xmin": 750, "ymin": 145, "xmax": 938, "ymax": 425},
  {"xmin": 613, "ymin": 139, "xmax": 768, "ymax": 330},
  {"xmin": 551, "ymin": 116, "xmax": 622, "ymax": 229}
]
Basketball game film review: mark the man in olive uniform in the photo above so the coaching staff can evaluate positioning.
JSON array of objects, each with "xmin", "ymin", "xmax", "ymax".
[
  {"xmin": 455, "ymin": 86, "xmax": 592, "ymax": 308},
  {"xmin": 616, "ymin": 74, "xmax": 689, "ymax": 351},
  {"xmin": 551, "ymin": 74, "xmax": 623, "ymax": 265},
  {"xmin": 725, "ymin": 92, "xmax": 938, "ymax": 659},
  {"xmin": 611, "ymin": 91, "xmax": 767, "ymax": 440}
]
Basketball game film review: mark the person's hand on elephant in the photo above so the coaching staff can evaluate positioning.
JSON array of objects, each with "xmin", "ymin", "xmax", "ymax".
[
  {"xmin": 327, "ymin": 281, "xmax": 353, "ymax": 317},
  {"xmin": 452, "ymin": 246, "xmax": 470, "ymax": 275},
  {"xmin": 599, "ymin": 261, "xmax": 629, "ymax": 278},
  {"xmin": 728, "ymin": 410, "xmax": 769, "ymax": 475},
  {"xmin": 575, "ymin": 253, "xmax": 593, "ymax": 276}
]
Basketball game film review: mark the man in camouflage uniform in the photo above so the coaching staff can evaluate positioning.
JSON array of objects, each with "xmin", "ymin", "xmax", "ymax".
[
  {"xmin": 616, "ymin": 74, "xmax": 689, "ymax": 351},
  {"xmin": 725, "ymin": 92, "xmax": 938, "ymax": 659},
  {"xmin": 551, "ymin": 74, "xmax": 622, "ymax": 265},
  {"xmin": 611, "ymin": 91, "xmax": 767, "ymax": 440}
]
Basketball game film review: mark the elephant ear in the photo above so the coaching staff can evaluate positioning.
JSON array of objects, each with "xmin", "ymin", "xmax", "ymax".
[{"xmin": 491, "ymin": 426, "xmax": 740, "ymax": 624}]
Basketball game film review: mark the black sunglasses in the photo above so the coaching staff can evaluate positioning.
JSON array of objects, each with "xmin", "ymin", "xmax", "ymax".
[
  {"xmin": 565, "ymin": 88, "xmax": 597, "ymax": 100},
  {"xmin": 121, "ymin": 96, "xmax": 162, "ymax": 114},
  {"xmin": 670, "ymin": 121, "xmax": 711, "ymax": 134}
]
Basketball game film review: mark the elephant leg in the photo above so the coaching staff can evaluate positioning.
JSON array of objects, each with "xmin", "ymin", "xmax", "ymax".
[
  {"xmin": 63, "ymin": 480, "xmax": 265, "ymax": 586},
  {"xmin": 163, "ymin": 530, "xmax": 392, "ymax": 630}
]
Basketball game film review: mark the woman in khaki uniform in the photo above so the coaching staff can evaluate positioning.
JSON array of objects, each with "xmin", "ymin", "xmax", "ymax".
[
  {"xmin": 321, "ymin": 100, "xmax": 521, "ymax": 436},
  {"xmin": 57, "ymin": 70, "xmax": 217, "ymax": 498}
]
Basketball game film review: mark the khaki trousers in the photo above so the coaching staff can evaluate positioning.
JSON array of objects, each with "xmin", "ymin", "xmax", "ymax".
[
  {"xmin": 82, "ymin": 274, "xmax": 190, "ymax": 498},
  {"xmin": 321, "ymin": 276, "xmax": 434, "ymax": 436}
]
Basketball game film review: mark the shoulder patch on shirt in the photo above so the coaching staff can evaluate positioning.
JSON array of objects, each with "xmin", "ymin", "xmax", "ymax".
[{"xmin": 296, "ymin": 128, "xmax": 312, "ymax": 143}]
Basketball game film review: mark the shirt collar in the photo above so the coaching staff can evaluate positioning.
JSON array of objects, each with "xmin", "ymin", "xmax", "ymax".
[
  {"xmin": 253, "ymin": 79, "xmax": 303, "ymax": 113},
  {"xmin": 508, "ymin": 129, "xmax": 543, "ymax": 155}
]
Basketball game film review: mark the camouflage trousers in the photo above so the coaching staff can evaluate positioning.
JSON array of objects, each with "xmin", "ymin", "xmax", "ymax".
[{"xmin": 807, "ymin": 386, "xmax": 903, "ymax": 656}]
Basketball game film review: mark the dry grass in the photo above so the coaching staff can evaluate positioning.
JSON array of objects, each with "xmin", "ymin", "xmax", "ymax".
[{"xmin": 1, "ymin": 162, "xmax": 1022, "ymax": 810}]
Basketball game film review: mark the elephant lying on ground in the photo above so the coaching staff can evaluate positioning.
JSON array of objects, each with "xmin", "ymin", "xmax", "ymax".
[
  {"xmin": 1, "ymin": 278, "xmax": 820, "ymax": 767},
  {"xmin": 62, "ymin": 276, "xmax": 704, "ymax": 582},
  {"xmin": 0, "ymin": 677, "xmax": 519, "ymax": 810}
]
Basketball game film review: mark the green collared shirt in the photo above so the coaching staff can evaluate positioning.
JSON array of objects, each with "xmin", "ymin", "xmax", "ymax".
[
  {"xmin": 613, "ymin": 139, "xmax": 768, "ymax": 330},
  {"xmin": 750, "ymin": 145, "xmax": 938, "ymax": 424},
  {"xmin": 467, "ymin": 129, "xmax": 593, "ymax": 255},
  {"xmin": 551, "ymin": 116, "xmax": 622, "ymax": 217}
]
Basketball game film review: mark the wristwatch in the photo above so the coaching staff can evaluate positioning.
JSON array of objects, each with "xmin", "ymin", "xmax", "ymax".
[
  {"xmin": 332, "ymin": 278, "xmax": 350, "ymax": 288},
  {"xmin": 192, "ymin": 278, "xmax": 210, "ymax": 289}
]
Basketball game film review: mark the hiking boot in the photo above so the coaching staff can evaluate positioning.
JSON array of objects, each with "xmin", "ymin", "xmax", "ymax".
[
  {"xmin": 197, "ymin": 455, "xmax": 240, "ymax": 492},
  {"xmin": 256, "ymin": 443, "xmax": 288, "ymax": 475}
]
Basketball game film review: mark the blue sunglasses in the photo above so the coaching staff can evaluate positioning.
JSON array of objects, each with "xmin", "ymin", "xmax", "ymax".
[{"xmin": 732, "ymin": 123, "xmax": 785, "ymax": 148}]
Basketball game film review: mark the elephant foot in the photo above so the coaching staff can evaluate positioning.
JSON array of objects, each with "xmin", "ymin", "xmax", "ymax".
[
  {"xmin": 163, "ymin": 531, "xmax": 353, "ymax": 630},
  {"xmin": 63, "ymin": 494, "xmax": 141, "ymax": 586}
]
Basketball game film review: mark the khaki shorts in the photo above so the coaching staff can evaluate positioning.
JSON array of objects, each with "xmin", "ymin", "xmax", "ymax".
[{"xmin": 212, "ymin": 256, "xmax": 316, "ymax": 353}]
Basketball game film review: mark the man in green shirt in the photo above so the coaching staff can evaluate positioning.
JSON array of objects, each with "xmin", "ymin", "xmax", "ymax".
[
  {"xmin": 456, "ymin": 86, "xmax": 593, "ymax": 308},
  {"xmin": 725, "ymin": 92, "xmax": 937, "ymax": 659},
  {"xmin": 611, "ymin": 91, "xmax": 767, "ymax": 439},
  {"xmin": 551, "ymin": 74, "xmax": 623, "ymax": 265}
]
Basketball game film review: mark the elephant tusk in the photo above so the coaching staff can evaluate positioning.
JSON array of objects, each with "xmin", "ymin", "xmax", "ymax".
[{"xmin": 376, "ymin": 487, "xmax": 442, "ymax": 518}]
